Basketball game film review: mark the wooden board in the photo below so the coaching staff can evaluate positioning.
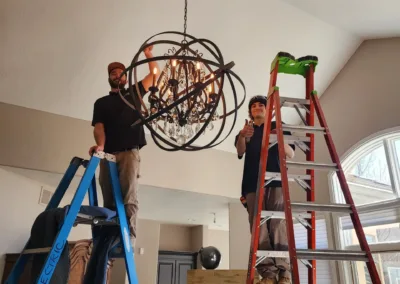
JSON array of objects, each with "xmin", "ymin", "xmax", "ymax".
[{"xmin": 187, "ymin": 270, "xmax": 259, "ymax": 284}]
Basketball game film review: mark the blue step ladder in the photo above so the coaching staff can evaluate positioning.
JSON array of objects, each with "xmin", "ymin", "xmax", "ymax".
[{"xmin": 5, "ymin": 151, "xmax": 139, "ymax": 284}]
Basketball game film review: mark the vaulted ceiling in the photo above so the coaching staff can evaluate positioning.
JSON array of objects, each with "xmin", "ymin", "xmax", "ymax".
[
  {"xmin": 1, "ymin": 0, "xmax": 398, "ymax": 153},
  {"xmin": 281, "ymin": 0, "xmax": 400, "ymax": 39}
]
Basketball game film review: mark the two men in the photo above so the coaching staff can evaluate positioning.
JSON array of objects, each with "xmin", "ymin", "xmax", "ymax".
[
  {"xmin": 89, "ymin": 47, "xmax": 293, "ymax": 282},
  {"xmin": 89, "ymin": 45, "xmax": 159, "ymax": 248},
  {"xmin": 235, "ymin": 95, "xmax": 295, "ymax": 284}
]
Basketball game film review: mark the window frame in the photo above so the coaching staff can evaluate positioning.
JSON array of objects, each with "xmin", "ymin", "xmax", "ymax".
[{"xmin": 328, "ymin": 126, "xmax": 400, "ymax": 283}]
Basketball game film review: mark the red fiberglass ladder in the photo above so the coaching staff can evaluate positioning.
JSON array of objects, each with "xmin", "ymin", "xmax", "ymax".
[{"xmin": 246, "ymin": 52, "xmax": 381, "ymax": 284}]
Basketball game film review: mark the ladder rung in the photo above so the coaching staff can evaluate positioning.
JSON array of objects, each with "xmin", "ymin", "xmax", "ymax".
[
  {"xmin": 257, "ymin": 249, "xmax": 368, "ymax": 261},
  {"xmin": 261, "ymin": 211, "xmax": 311, "ymax": 220},
  {"xmin": 286, "ymin": 161, "xmax": 338, "ymax": 171},
  {"xmin": 292, "ymin": 202, "xmax": 352, "ymax": 213},
  {"xmin": 280, "ymin": 97, "xmax": 310, "ymax": 107},
  {"xmin": 269, "ymin": 134, "xmax": 310, "ymax": 143},
  {"xmin": 22, "ymin": 247, "xmax": 52, "ymax": 254},
  {"xmin": 282, "ymin": 125, "xmax": 325, "ymax": 134},
  {"xmin": 265, "ymin": 172, "xmax": 311, "ymax": 181}
]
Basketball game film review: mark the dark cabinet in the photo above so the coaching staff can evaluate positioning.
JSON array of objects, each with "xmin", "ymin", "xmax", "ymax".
[{"xmin": 157, "ymin": 251, "xmax": 197, "ymax": 284}]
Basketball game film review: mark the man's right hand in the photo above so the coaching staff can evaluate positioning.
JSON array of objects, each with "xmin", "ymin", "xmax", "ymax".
[
  {"xmin": 88, "ymin": 145, "xmax": 104, "ymax": 156},
  {"xmin": 239, "ymin": 119, "xmax": 254, "ymax": 139}
]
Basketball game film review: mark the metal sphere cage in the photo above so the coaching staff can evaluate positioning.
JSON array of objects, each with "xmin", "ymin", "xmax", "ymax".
[{"xmin": 119, "ymin": 31, "xmax": 246, "ymax": 151}]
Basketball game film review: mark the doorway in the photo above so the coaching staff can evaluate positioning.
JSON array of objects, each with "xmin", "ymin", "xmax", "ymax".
[{"xmin": 157, "ymin": 251, "xmax": 197, "ymax": 284}]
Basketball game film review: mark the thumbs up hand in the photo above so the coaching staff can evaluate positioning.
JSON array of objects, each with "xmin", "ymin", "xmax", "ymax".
[{"xmin": 240, "ymin": 119, "xmax": 254, "ymax": 139}]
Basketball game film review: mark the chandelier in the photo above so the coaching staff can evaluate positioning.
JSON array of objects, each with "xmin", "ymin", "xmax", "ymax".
[{"xmin": 120, "ymin": 0, "xmax": 246, "ymax": 151}]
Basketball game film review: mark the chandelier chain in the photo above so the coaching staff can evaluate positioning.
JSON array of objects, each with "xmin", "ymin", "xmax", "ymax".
[{"xmin": 183, "ymin": 0, "xmax": 188, "ymax": 40}]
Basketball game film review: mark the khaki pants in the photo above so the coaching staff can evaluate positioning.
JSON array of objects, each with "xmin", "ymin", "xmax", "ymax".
[
  {"xmin": 99, "ymin": 149, "xmax": 140, "ymax": 242},
  {"xmin": 246, "ymin": 187, "xmax": 291, "ymax": 279}
]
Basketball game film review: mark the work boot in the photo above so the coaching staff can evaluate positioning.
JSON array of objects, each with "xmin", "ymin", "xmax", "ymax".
[
  {"xmin": 278, "ymin": 276, "xmax": 291, "ymax": 284},
  {"xmin": 256, "ymin": 278, "xmax": 277, "ymax": 284}
]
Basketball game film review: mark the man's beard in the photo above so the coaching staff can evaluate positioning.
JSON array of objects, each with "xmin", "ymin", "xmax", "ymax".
[{"xmin": 108, "ymin": 78, "xmax": 126, "ymax": 89}]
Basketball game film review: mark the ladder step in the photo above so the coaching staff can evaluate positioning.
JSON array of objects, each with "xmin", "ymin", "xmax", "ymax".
[
  {"xmin": 269, "ymin": 134, "xmax": 310, "ymax": 143},
  {"xmin": 257, "ymin": 249, "xmax": 368, "ymax": 261},
  {"xmin": 261, "ymin": 211, "xmax": 311, "ymax": 220},
  {"xmin": 265, "ymin": 172, "xmax": 311, "ymax": 181},
  {"xmin": 262, "ymin": 203, "xmax": 352, "ymax": 217},
  {"xmin": 286, "ymin": 161, "xmax": 338, "ymax": 171},
  {"xmin": 282, "ymin": 125, "xmax": 325, "ymax": 134},
  {"xmin": 22, "ymin": 247, "xmax": 52, "ymax": 254},
  {"xmin": 292, "ymin": 202, "xmax": 352, "ymax": 213},
  {"xmin": 280, "ymin": 97, "xmax": 310, "ymax": 107}
]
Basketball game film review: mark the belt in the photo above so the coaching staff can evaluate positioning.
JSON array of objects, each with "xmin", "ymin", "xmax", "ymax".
[{"xmin": 113, "ymin": 146, "xmax": 140, "ymax": 153}]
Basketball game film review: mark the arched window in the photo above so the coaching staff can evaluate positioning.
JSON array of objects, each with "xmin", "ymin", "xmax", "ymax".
[{"xmin": 330, "ymin": 127, "xmax": 400, "ymax": 284}]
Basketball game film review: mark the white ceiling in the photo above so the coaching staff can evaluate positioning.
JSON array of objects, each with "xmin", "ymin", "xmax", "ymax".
[
  {"xmin": 1, "ymin": 165, "xmax": 233, "ymax": 230},
  {"xmin": 1, "ymin": 0, "xmax": 364, "ymax": 153},
  {"xmin": 281, "ymin": 0, "xmax": 400, "ymax": 39},
  {"xmin": 2, "ymin": 0, "xmax": 399, "ymax": 153}
]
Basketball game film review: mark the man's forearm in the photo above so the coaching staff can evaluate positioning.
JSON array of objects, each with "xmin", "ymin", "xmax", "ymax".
[
  {"xmin": 236, "ymin": 134, "xmax": 246, "ymax": 156},
  {"xmin": 284, "ymin": 144, "xmax": 295, "ymax": 159},
  {"xmin": 145, "ymin": 52, "xmax": 159, "ymax": 75},
  {"xmin": 94, "ymin": 127, "xmax": 105, "ymax": 147},
  {"xmin": 141, "ymin": 51, "xmax": 160, "ymax": 92}
]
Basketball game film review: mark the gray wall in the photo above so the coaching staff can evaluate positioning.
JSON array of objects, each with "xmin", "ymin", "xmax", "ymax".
[
  {"xmin": 315, "ymin": 37, "xmax": 400, "ymax": 204},
  {"xmin": 0, "ymin": 102, "xmax": 243, "ymax": 198}
]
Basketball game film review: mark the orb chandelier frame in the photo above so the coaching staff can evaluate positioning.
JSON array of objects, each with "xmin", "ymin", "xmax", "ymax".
[{"xmin": 118, "ymin": 0, "xmax": 246, "ymax": 152}]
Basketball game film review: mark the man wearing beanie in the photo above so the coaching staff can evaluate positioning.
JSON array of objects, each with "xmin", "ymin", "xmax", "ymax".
[
  {"xmin": 89, "ymin": 45, "xmax": 159, "ymax": 248},
  {"xmin": 235, "ymin": 95, "xmax": 296, "ymax": 284}
]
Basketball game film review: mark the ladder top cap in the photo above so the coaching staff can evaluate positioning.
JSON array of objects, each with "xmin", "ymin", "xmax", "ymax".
[{"xmin": 270, "ymin": 51, "xmax": 318, "ymax": 77}]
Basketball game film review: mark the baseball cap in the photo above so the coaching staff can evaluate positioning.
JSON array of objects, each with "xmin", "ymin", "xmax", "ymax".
[{"xmin": 108, "ymin": 62, "xmax": 126, "ymax": 75}]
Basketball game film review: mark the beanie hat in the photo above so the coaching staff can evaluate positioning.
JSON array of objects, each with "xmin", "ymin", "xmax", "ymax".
[{"xmin": 248, "ymin": 95, "xmax": 267, "ymax": 112}]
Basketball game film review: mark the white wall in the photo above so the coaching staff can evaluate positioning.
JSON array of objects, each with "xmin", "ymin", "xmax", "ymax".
[
  {"xmin": 228, "ymin": 202, "xmax": 251, "ymax": 269},
  {"xmin": 0, "ymin": 102, "xmax": 244, "ymax": 200},
  {"xmin": 207, "ymin": 229, "xmax": 230, "ymax": 270},
  {"xmin": 159, "ymin": 224, "xmax": 193, "ymax": 252},
  {"xmin": 0, "ymin": 167, "xmax": 92, "ymax": 280},
  {"xmin": 0, "ymin": 168, "xmax": 43, "ymax": 280},
  {"xmin": 135, "ymin": 219, "xmax": 160, "ymax": 284}
]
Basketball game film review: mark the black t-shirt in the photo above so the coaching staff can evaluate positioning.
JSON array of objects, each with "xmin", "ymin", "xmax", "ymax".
[
  {"xmin": 234, "ymin": 121, "xmax": 295, "ymax": 196},
  {"xmin": 91, "ymin": 81, "xmax": 147, "ymax": 153}
]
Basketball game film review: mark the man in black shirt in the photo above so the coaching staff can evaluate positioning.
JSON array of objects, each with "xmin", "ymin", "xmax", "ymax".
[
  {"xmin": 89, "ymin": 45, "xmax": 159, "ymax": 248},
  {"xmin": 235, "ymin": 95, "xmax": 295, "ymax": 284}
]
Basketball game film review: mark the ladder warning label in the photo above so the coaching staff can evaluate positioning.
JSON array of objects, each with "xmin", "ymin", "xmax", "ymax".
[{"xmin": 40, "ymin": 241, "xmax": 64, "ymax": 284}]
